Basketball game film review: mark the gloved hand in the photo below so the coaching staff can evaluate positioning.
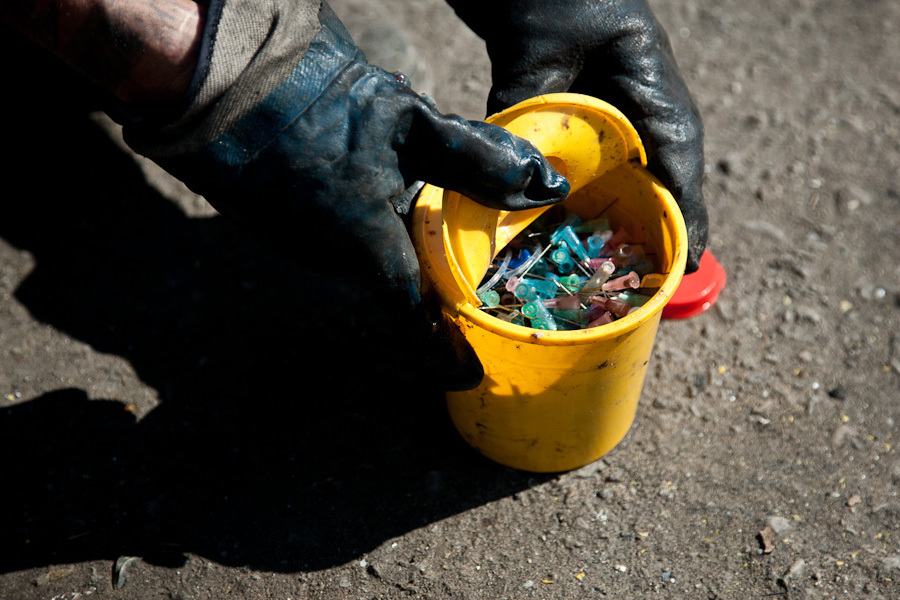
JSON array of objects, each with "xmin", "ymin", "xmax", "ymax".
[
  {"xmin": 123, "ymin": 1, "xmax": 569, "ymax": 390},
  {"xmin": 448, "ymin": 0, "xmax": 709, "ymax": 272}
]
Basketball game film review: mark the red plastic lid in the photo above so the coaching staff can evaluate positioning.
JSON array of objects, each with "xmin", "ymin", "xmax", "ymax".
[{"xmin": 662, "ymin": 250, "xmax": 727, "ymax": 319}]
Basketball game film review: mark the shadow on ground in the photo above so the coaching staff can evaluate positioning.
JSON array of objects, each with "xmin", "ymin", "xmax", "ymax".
[{"xmin": 0, "ymin": 45, "xmax": 548, "ymax": 574}]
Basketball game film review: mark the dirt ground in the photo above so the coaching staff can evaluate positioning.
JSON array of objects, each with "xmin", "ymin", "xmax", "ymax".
[{"xmin": 2, "ymin": 0, "xmax": 899, "ymax": 598}]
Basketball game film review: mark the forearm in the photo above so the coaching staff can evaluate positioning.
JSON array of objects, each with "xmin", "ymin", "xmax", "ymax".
[{"xmin": 2, "ymin": 0, "xmax": 204, "ymax": 109}]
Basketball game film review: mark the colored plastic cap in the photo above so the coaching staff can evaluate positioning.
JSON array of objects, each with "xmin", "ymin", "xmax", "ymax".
[{"xmin": 661, "ymin": 250, "xmax": 726, "ymax": 320}]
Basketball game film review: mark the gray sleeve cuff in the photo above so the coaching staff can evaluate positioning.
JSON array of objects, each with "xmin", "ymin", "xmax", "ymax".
[{"xmin": 125, "ymin": 0, "xmax": 323, "ymax": 158}]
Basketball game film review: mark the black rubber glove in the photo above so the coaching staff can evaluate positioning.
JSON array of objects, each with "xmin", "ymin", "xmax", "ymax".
[
  {"xmin": 124, "ymin": 3, "xmax": 569, "ymax": 390},
  {"xmin": 448, "ymin": 0, "xmax": 708, "ymax": 272}
]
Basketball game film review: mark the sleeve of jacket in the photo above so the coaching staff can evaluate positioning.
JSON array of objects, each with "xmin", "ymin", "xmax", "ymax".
[{"xmin": 122, "ymin": 0, "xmax": 323, "ymax": 158}]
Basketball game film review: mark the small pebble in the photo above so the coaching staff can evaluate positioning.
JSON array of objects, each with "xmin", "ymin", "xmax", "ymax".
[
  {"xmin": 795, "ymin": 306, "xmax": 822, "ymax": 324},
  {"xmin": 783, "ymin": 559, "xmax": 806, "ymax": 582},
  {"xmin": 832, "ymin": 424, "xmax": 857, "ymax": 447},
  {"xmin": 880, "ymin": 555, "xmax": 900, "ymax": 575},
  {"xmin": 835, "ymin": 184, "xmax": 873, "ymax": 212},
  {"xmin": 742, "ymin": 220, "xmax": 787, "ymax": 242},
  {"xmin": 112, "ymin": 556, "xmax": 139, "ymax": 590},
  {"xmin": 765, "ymin": 516, "xmax": 792, "ymax": 534}
]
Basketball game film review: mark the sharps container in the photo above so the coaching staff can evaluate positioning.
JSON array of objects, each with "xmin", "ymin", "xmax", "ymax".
[{"xmin": 410, "ymin": 94, "xmax": 687, "ymax": 472}]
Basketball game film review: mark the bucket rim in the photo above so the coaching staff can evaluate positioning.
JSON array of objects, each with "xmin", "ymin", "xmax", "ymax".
[{"xmin": 411, "ymin": 93, "xmax": 689, "ymax": 344}]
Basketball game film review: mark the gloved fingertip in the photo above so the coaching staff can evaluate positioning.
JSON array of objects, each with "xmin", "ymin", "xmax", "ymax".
[
  {"xmin": 684, "ymin": 252, "xmax": 701, "ymax": 275},
  {"xmin": 682, "ymin": 201, "xmax": 709, "ymax": 275},
  {"xmin": 421, "ymin": 311, "xmax": 485, "ymax": 391},
  {"xmin": 530, "ymin": 161, "xmax": 570, "ymax": 202},
  {"xmin": 683, "ymin": 225, "xmax": 708, "ymax": 274},
  {"xmin": 403, "ymin": 300, "xmax": 484, "ymax": 391},
  {"xmin": 495, "ymin": 156, "xmax": 569, "ymax": 210}
]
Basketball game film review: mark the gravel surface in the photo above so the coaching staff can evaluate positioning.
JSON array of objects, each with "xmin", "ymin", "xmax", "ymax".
[{"xmin": 2, "ymin": 0, "xmax": 900, "ymax": 598}]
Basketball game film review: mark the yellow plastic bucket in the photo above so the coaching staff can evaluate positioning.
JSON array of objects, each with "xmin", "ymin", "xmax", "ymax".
[{"xmin": 410, "ymin": 94, "xmax": 688, "ymax": 473}]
